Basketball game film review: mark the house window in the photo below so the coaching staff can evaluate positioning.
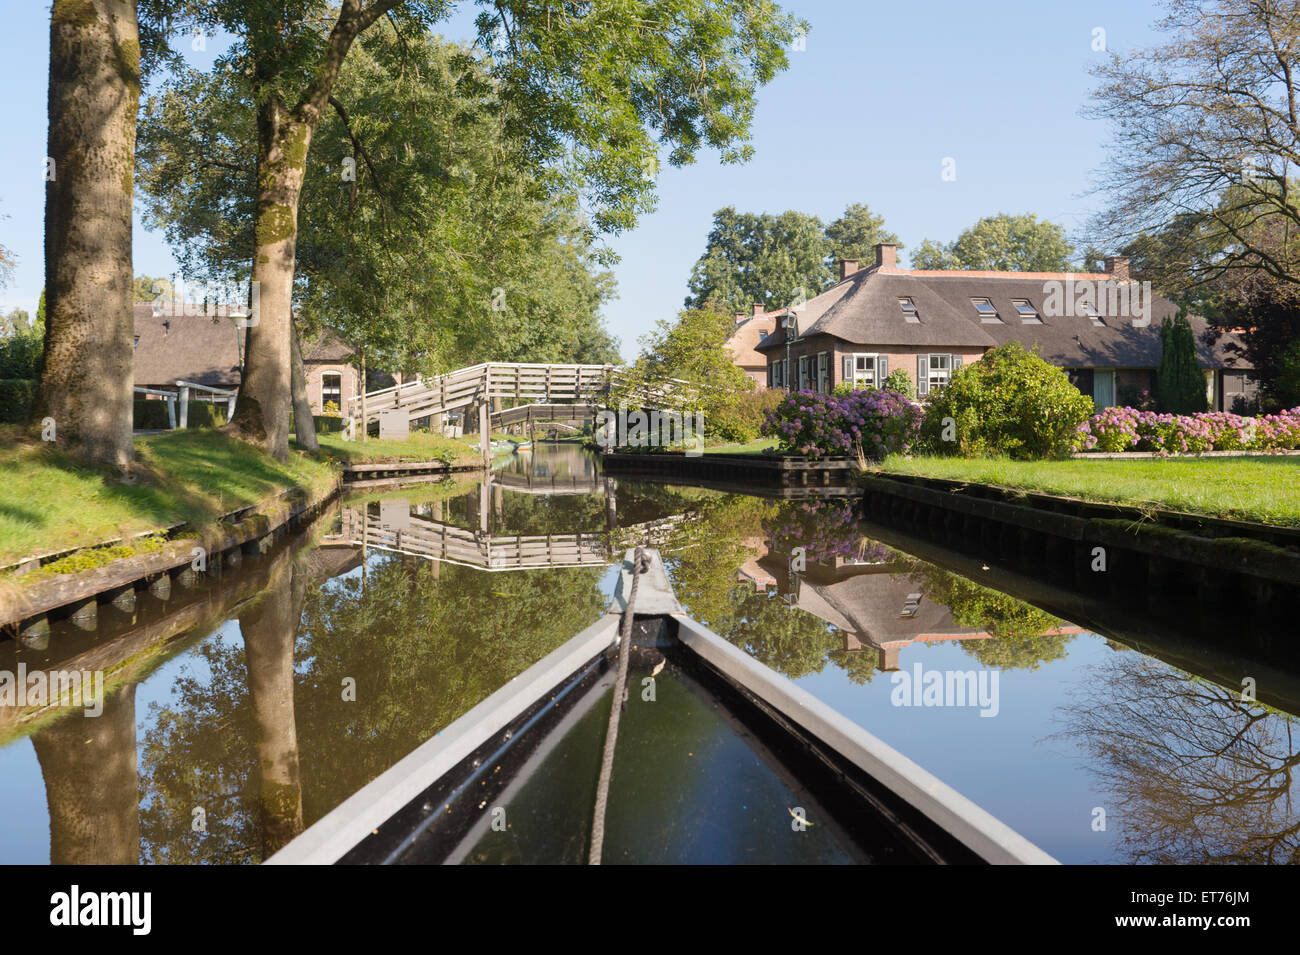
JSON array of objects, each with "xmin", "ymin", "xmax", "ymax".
[
  {"xmin": 843, "ymin": 352, "xmax": 882, "ymax": 389},
  {"xmin": 917, "ymin": 354, "xmax": 962, "ymax": 396},
  {"xmin": 898, "ymin": 297, "xmax": 920, "ymax": 323},
  {"xmin": 798, "ymin": 356, "xmax": 812, "ymax": 390},
  {"xmin": 322, "ymin": 372, "xmax": 342, "ymax": 410},
  {"xmin": 817, "ymin": 352, "xmax": 830, "ymax": 393},
  {"xmin": 971, "ymin": 298, "xmax": 1001, "ymax": 322},
  {"xmin": 1012, "ymin": 299, "xmax": 1042, "ymax": 323}
]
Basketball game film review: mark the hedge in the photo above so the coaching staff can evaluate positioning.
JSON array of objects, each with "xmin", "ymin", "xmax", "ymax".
[{"xmin": 0, "ymin": 378, "xmax": 37, "ymax": 424}]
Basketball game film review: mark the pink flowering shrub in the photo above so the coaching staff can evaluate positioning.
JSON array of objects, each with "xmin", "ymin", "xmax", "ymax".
[
  {"xmin": 762, "ymin": 388, "xmax": 922, "ymax": 461},
  {"xmin": 1074, "ymin": 406, "xmax": 1300, "ymax": 455}
]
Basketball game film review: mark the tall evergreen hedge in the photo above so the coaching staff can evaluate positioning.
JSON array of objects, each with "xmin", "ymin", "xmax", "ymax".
[{"xmin": 1157, "ymin": 309, "xmax": 1208, "ymax": 414}]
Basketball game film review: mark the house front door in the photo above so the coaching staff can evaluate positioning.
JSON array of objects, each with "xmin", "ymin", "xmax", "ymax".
[{"xmin": 1093, "ymin": 370, "xmax": 1115, "ymax": 411}]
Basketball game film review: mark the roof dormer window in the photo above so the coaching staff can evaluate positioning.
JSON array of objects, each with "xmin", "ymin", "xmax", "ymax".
[
  {"xmin": 1012, "ymin": 299, "xmax": 1042, "ymax": 324},
  {"xmin": 971, "ymin": 297, "xmax": 1001, "ymax": 323},
  {"xmin": 898, "ymin": 297, "xmax": 920, "ymax": 323},
  {"xmin": 1079, "ymin": 301, "xmax": 1105, "ymax": 327}
]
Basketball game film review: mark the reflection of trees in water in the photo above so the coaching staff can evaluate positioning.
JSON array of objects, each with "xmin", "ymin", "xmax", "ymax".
[
  {"xmin": 905, "ymin": 562, "xmax": 1074, "ymax": 671},
  {"xmin": 659, "ymin": 495, "xmax": 871, "ymax": 684},
  {"xmin": 1057, "ymin": 656, "xmax": 1300, "ymax": 864},
  {"xmin": 137, "ymin": 553, "xmax": 605, "ymax": 864}
]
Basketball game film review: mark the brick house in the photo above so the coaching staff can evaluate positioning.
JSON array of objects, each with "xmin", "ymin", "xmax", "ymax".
[
  {"xmin": 132, "ymin": 303, "xmax": 360, "ymax": 414},
  {"xmin": 756, "ymin": 244, "xmax": 1256, "ymax": 412}
]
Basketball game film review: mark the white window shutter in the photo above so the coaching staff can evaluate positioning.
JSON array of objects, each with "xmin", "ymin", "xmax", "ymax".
[
  {"xmin": 842, "ymin": 355, "xmax": 852, "ymax": 383},
  {"xmin": 953, "ymin": 355, "xmax": 963, "ymax": 370},
  {"xmin": 917, "ymin": 355, "xmax": 929, "ymax": 396},
  {"xmin": 877, "ymin": 356, "xmax": 888, "ymax": 383}
]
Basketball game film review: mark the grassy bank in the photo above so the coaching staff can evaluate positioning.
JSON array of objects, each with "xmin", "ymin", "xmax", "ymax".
[
  {"xmin": 0, "ymin": 428, "xmax": 337, "ymax": 568},
  {"xmin": 308, "ymin": 431, "xmax": 486, "ymax": 466},
  {"xmin": 879, "ymin": 454, "xmax": 1300, "ymax": 526}
]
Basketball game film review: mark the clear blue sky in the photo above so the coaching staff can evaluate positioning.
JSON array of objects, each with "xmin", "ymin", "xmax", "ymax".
[{"xmin": 0, "ymin": 0, "xmax": 1166, "ymax": 360}]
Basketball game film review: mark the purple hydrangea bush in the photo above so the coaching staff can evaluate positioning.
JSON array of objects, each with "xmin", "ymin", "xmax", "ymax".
[
  {"xmin": 1074, "ymin": 406, "xmax": 1300, "ymax": 455},
  {"xmin": 762, "ymin": 388, "xmax": 922, "ymax": 461}
]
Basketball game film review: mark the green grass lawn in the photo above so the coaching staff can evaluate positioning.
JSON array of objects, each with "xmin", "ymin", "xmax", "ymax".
[
  {"xmin": 879, "ymin": 454, "xmax": 1300, "ymax": 526},
  {"xmin": 308, "ymin": 431, "xmax": 485, "ymax": 467},
  {"xmin": 0, "ymin": 428, "xmax": 337, "ymax": 567},
  {"xmin": 705, "ymin": 437, "xmax": 781, "ymax": 455}
]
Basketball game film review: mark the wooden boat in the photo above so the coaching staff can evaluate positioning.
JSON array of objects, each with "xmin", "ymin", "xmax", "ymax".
[
  {"xmin": 268, "ymin": 549, "xmax": 1056, "ymax": 865},
  {"xmin": 512, "ymin": 440, "xmax": 534, "ymax": 452}
]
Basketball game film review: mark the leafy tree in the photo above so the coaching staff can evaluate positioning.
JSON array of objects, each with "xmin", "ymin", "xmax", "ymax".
[
  {"xmin": 614, "ymin": 306, "xmax": 758, "ymax": 442},
  {"xmin": 685, "ymin": 202, "xmax": 901, "ymax": 314},
  {"xmin": 910, "ymin": 213, "xmax": 1074, "ymax": 271},
  {"xmin": 685, "ymin": 207, "xmax": 833, "ymax": 313},
  {"xmin": 185, "ymin": 0, "xmax": 800, "ymax": 462},
  {"xmin": 132, "ymin": 275, "xmax": 175, "ymax": 303},
  {"xmin": 1086, "ymin": 0, "xmax": 1300, "ymax": 292},
  {"xmin": 1157, "ymin": 308, "xmax": 1208, "ymax": 413},
  {"xmin": 823, "ymin": 202, "xmax": 902, "ymax": 268}
]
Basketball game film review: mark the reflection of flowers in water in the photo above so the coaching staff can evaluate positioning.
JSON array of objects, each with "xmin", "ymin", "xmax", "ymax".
[{"xmin": 763, "ymin": 500, "xmax": 891, "ymax": 564}]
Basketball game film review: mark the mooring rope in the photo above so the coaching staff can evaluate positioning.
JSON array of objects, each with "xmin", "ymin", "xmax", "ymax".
[{"xmin": 588, "ymin": 545, "xmax": 648, "ymax": 865}]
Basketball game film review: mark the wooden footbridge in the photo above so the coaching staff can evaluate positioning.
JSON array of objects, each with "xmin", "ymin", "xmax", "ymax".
[{"xmin": 345, "ymin": 362, "xmax": 697, "ymax": 458}]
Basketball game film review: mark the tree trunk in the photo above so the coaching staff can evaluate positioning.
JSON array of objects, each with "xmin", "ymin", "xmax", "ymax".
[
  {"xmin": 33, "ymin": 683, "xmax": 140, "ymax": 865},
  {"xmin": 225, "ymin": 102, "xmax": 310, "ymax": 463},
  {"xmin": 37, "ymin": 0, "xmax": 139, "ymax": 468},
  {"xmin": 290, "ymin": 316, "xmax": 318, "ymax": 451},
  {"xmin": 239, "ymin": 561, "xmax": 307, "ymax": 859}
]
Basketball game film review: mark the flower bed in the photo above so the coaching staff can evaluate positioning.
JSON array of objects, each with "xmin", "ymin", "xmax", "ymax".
[
  {"xmin": 1074, "ymin": 406, "xmax": 1300, "ymax": 455},
  {"xmin": 762, "ymin": 388, "xmax": 922, "ymax": 461}
]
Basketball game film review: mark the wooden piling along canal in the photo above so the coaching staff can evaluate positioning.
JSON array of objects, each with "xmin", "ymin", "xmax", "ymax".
[{"xmin": 859, "ymin": 472, "xmax": 1300, "ymax": 620}]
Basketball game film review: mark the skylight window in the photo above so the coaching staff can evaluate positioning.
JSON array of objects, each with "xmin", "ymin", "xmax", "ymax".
[
  {"xmin": 1012, "ymin": 299, "xmax": 1042, "ymax": 324},
  {"xmin": 1080, "ymin": 301, "xmax": 1105, "ymax": 327},
  {"xmin": 971, "ymin": 297, "xmax": 1001, "ymax": 323},
  {"xmin": 898, "ymin": 297, "xmax": 920, "ymax": 323}
]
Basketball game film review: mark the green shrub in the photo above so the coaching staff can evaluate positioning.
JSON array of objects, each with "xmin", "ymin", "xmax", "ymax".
[
  {"xmin": 314, "ymin": 414, "xmax": 345, "ymax": 434},
  {"xmin": 0, "ymin": 378, "xmax": 37, "ymax": 424},
  {"xmin": 882, "ymin": 368, "xmax": 915, "ymax": 399},
  {"xmin": 0, "ymin": 331, "xmax": 43, "ymax": 380},
  {"xmin": 919, "ymin": 341, "xmax": 1093, "ymax": 459},
  {"xmin": 708, "ymin": 388, "xmax": 784, "ymax": 443}
]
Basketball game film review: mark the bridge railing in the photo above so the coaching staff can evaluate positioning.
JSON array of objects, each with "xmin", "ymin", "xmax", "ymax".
[{"xmin": 345, "ymin": 361, "xmax": 703, "ymax": 427}]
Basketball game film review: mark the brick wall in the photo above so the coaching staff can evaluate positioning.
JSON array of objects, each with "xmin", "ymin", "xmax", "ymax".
[{"xmin": 306, "ymin": 363, "xmax": 359, "ymax": 414}]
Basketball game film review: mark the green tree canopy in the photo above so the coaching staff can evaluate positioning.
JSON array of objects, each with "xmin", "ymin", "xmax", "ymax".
[
  {"xmin": 685, "ymin": 202, "xmax": 900, "ymax": 313},
  {"xmin": 910, "ymin": 213, "xmax": 1075, "ymax": 271}
]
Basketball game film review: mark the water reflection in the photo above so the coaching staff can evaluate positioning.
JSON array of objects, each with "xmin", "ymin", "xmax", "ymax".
[
  {"xmin": 1056, "ymin": 656, "xmax": 1300, "ymax": 864},
  {"xmin": 2, "ymin": 443, "xmax": 1298, "ymax": 864}
]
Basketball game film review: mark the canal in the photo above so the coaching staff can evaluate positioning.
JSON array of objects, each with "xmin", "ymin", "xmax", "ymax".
[{"xmin": 1, "ymin": 442, "xmax": 1296, "ymax": 864}]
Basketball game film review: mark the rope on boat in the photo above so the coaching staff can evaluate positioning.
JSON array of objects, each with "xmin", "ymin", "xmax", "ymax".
[{"xmin": 588, "ymin": 545, "xmax": 648, "ymax": 865}]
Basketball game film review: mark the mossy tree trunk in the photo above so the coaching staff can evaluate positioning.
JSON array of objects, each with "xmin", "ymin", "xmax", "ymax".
[
  {"xmin": 224, "ymin": 1, "xmax": 397, "ymax": 462},
  {"xmin": 37, "ymin": 0, "xmax": 139, "ymax": 468},
  {"xmin": 290, "ymin": 316, "xmax": 318, "ymax": 451}
]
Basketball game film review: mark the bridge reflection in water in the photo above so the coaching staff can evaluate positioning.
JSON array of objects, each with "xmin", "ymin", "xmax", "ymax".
[{"xmin": 2, "ymin": 444, "xmax": 1299, "ymax": 865}]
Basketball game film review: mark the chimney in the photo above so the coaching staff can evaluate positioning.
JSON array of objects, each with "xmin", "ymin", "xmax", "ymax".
[
  {"xmin": 752, "ymin": 303, "xmax": 765, "ymax": 317},
  {"xmin": 840, "ymin": 258, "xmax": 860, "ymax": 281},
  {"xmin": 874, "ymin": 243, "xmax": 897, "ymax": 270},
  {"xmin": 735, "ymin": 312, "xmax": 747, "ymax": 326},
  {"xmin": 1104, "ymin": 256, "xmax": 1130, "ymax": 281}
]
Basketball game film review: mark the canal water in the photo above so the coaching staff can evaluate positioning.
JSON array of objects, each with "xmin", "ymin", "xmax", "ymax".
[{"xmin": 1, "ymin": 442, "xmax": 1296, "ymax": 865}]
